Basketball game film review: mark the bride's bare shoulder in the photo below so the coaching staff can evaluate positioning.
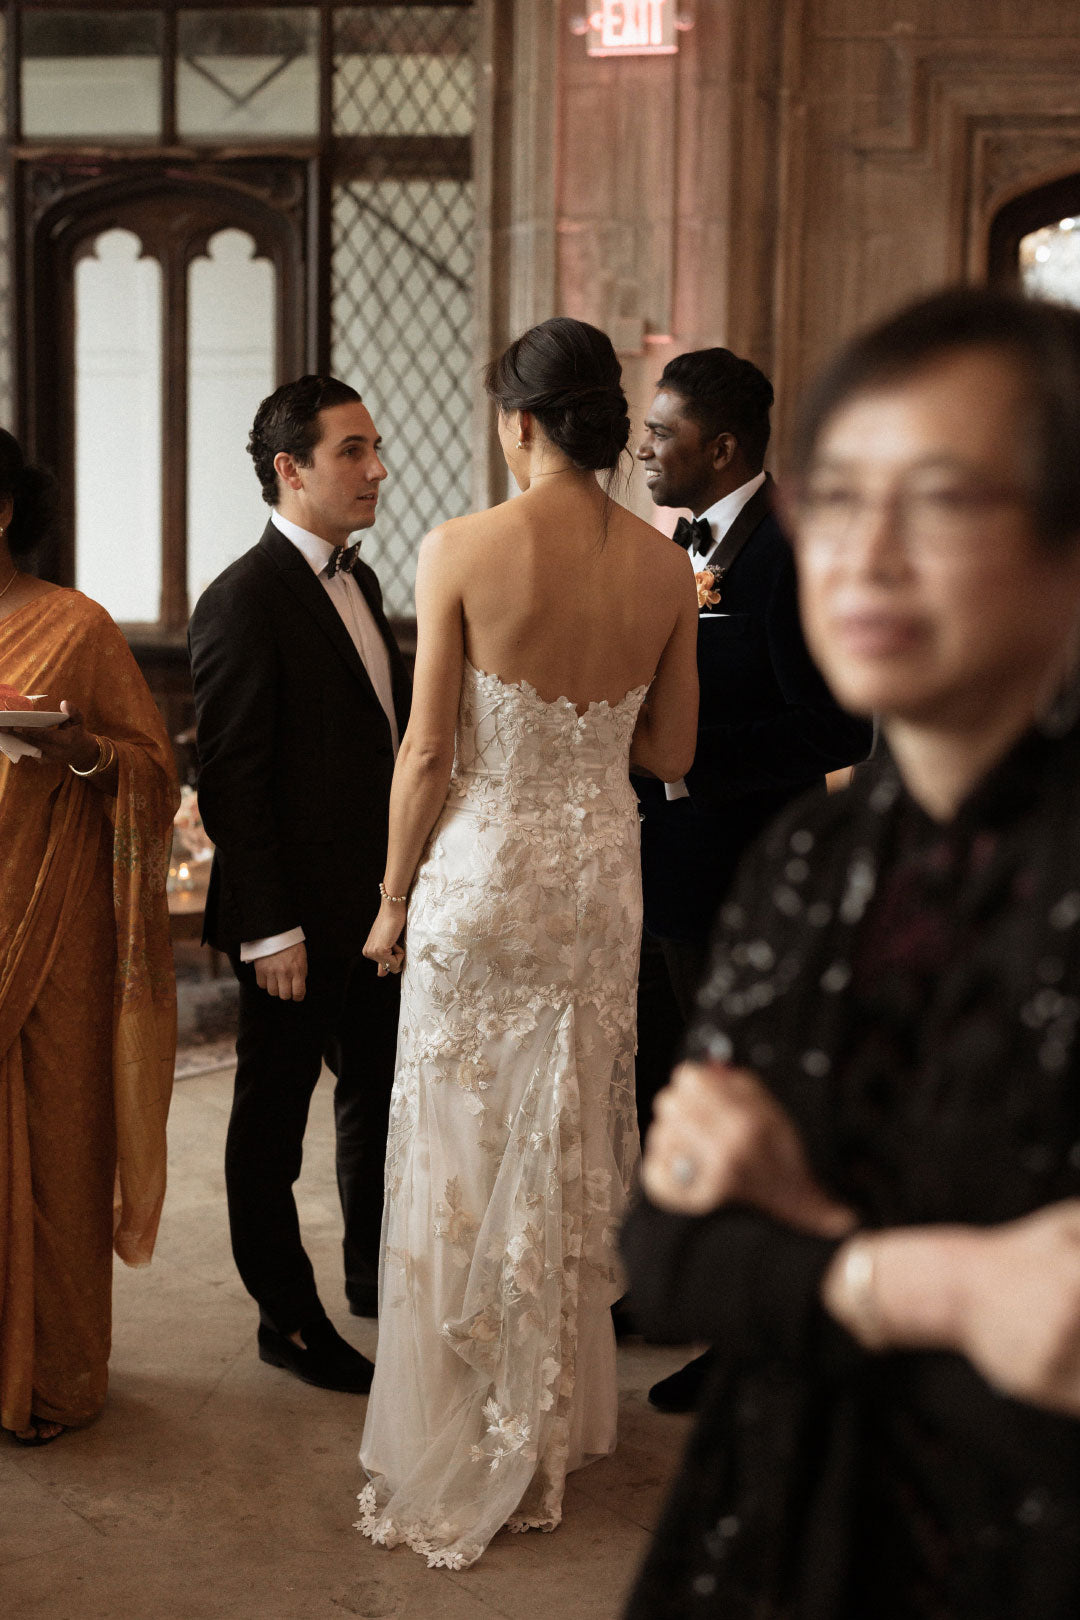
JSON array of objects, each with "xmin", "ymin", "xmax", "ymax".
[
  {"xmin": 425, "ymin": 501, "xmax": 516, "ymax": 547},
  {"xmin": 415, "ymin": 505, "xmax": 517, "ymax": 590},
  {"xmin": 420, "ymin": 502, "xmax": 519, "ymax": 563},
  {"xmin": 613, "ymin": 507, "xmax": 692, "ymax": 576}
]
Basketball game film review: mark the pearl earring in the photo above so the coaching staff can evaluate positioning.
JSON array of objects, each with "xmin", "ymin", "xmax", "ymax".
[{"xmin": 516, "ymin": 439, "xmax": 524, "ymax": 450}]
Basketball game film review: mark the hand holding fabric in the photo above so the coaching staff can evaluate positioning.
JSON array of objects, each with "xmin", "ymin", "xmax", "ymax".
[
  {"xmin": 0, "ymin": 731, "xmax": 40, "ymax": 762},
  {"xmin": 3, "ymin": 701, "xmax": 120, "ymax": 791},
  {"xmin": 5, "ymin": 700, "xmax": 97, "ymax": 771}
]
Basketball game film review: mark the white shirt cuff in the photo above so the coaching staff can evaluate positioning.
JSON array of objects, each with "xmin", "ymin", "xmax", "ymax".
[
  {"xmin": 664, "ymin": 778, "xmax": 690, "ymax": 801},
  {"xmin": 239, "ymin": 927, "xmax": 306, "ymax": 963}
]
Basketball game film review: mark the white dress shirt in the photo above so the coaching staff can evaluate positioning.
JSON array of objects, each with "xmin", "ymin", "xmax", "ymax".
[
  {"xmin": 240, "ymin": 511, "xmax": 401, "ymax": 963},
  {"xmin": 666, "ymin": 471, "xmax": 767, "ymax": 803},
  {"xmin": 685, "ymin": 471, "xmax": 767, "ymax": 571}
]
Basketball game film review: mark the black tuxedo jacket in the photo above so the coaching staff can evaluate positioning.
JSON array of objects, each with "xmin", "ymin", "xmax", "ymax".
[
  {"xmin": 634, "ymin": 479, "xmax": 873, "ymax": 942},
  {"xmin": 188, "ymin": 521, "xmax": 412, "ymax": 958}
]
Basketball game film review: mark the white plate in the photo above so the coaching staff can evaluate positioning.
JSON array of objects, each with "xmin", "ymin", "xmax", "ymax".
[{"xmin": 0, "ymin": 710, "xmax": 66, "ymax": 729}]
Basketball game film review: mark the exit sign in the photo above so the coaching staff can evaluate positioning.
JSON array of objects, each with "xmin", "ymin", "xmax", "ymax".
[{"xmin": 587, "ymin": 1, "xmax": 678, "ymax": 57}]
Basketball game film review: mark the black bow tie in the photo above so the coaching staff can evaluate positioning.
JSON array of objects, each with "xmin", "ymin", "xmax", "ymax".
[
  {"xmin": 672, "ymin": 516, "xmax": 712, "ymax": 553},
  {"xmin": 326, "ymin": 541, "xmax": 362, "ymax": 579}
]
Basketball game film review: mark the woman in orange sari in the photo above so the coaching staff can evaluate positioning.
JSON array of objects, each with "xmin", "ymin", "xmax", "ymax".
[{"xmin": 0, "ymin": 429, "xmax": 178, "ymax": 1445}]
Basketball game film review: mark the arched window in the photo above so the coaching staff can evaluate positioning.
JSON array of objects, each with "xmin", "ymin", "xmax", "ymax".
[
  {"xmin": 28, "ymin": 165, "xmax": 307, "ymax": 633},
  {"xmin": 74, "ymin": 228, "xmax": 165, "ymax": 622},
  {"xmin": 1018, "ymin": 217, "xmax": 1080, "ymax": 310},
  {"xmin": 989, "ymin": 174, "xmax": 1080, "ymax": 311}
]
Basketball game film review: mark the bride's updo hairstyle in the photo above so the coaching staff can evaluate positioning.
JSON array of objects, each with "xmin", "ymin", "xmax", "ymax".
[
  {"xmin": 0, "ymin": 429, "xmax": 57, "ymax": 559},
  {"xmin": 485, "ymin": 317, "xmax": 631, "ymax": 484}
]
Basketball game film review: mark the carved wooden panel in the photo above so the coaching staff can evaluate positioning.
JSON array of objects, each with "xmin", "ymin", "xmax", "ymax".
[
  {"xmin": 764, "ymin": 0, "xmax": 1080, "ymax": 456},
  {"xmin": 552, "ymin": 0, "xmax": 1080, "ymax": 480}
]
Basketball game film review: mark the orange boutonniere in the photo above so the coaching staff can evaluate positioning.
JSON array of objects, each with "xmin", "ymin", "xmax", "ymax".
[{"xmin": 695, "ymin": 569, "xmax": 721, "ymax": 610}]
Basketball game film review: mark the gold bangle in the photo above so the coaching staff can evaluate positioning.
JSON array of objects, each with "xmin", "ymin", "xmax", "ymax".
[
  {"xmin": 379, "ymin": 881, "xmax": 408, "ymax": 905},
  {"xmin": 69, "ymin": 735, "xmax": 107, "ymax": 778}
]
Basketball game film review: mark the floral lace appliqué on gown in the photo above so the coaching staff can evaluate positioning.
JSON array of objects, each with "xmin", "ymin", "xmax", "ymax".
[{"xmin": 357, "ymin": 659, "xmax": 647, "ymax": 1569}]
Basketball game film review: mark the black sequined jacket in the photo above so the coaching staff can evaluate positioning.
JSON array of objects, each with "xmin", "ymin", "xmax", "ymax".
[{"xmin": 623, "ymin": 717, "xmax": 1080, "ymax": 1620}]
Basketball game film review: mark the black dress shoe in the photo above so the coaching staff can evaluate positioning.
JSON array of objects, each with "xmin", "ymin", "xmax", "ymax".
[
  {"xmin": 257, "ymin": 1319, "xmax": 374, "ymax": 1394},
  {"xmin": 648, "ymin": 1348, "xmax": 716, "ymax": 1414},
  {"xmin": 611, "ymin": 1295, "xmax": 638, "ymax": 1340}
]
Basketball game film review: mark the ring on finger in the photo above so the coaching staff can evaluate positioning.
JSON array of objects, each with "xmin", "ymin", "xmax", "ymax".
[{"xmin": 671, "ymin": 1154, "xmax": 698, "ymax": 1188}]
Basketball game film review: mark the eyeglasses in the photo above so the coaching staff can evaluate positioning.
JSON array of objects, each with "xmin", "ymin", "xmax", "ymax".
[{"xmin": 787, "ymin": 480, "xmax": 1034, "ymax": 561}]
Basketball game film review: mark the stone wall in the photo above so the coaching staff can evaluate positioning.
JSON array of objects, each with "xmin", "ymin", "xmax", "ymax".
[{"xmin": 539, "ymin": 0, "xmax": 1080, "ymax": 481}]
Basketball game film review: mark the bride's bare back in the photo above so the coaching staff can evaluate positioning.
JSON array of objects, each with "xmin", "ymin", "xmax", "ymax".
[
  {"xmin": 404, "ymin": 469, "xmax": 699, "ymax": 792},
  {"xmin": 455, "ymin": 476, "xmax": 690, "ymax": 714}
]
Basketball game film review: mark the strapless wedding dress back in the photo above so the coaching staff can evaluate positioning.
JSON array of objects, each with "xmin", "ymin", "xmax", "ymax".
[{"xmin": 357, "ymin": 658, "xmax": 647, "ymax": 1568}]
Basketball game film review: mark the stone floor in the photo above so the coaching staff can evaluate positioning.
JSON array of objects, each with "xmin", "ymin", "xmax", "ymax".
[{"xmin": 0, "ymin": 1064, "xmax": 695, "ymax": 1620}]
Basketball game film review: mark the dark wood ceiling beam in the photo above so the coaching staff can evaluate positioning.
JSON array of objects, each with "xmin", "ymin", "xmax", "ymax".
[{"xmin": 332, "ymin": 134, "xmax": 471, "ymax": 181}]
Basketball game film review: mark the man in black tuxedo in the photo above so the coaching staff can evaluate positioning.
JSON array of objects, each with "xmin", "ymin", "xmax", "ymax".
[
  {"xmin": 188, "ymin": 375, "xmax": 410, "ymax": 1394},
  {"xmin": 632, "ymin": 348, "xmax": 873, "ymax": 1409}
]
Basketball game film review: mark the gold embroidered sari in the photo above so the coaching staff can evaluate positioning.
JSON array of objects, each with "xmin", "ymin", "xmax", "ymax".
[{"xmin": 0, "ymin": 590, "xmax": 178, "ymax": 1433}]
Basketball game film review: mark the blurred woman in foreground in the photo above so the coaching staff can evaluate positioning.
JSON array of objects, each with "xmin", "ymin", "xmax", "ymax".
[
  {"xmin": 0, "ymin": 430, "xmax": 177, "ymax": 1445},
  {"xmin": 624, "ymin": 288, "xmax": 1080, "ymax": 1618}
]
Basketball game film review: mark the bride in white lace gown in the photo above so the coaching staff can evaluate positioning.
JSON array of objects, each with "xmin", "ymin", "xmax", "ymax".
[{"xmin": 358, "ymin": 317, "xmax": 699, "ymax": 1569}]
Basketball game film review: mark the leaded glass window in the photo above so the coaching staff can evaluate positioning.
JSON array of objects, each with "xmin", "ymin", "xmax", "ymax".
[
  {"xmin": 5, "ymin": 1, "xmax": 479, "ymax": 632},
  {"xmin": 177, "ymin": 8, "xmax": 320, "ymax": 140},
  {"xmin": 332, "ymin": 177, "xmax": 474, "ymax": 615},
  {"xmin": 334, "ymin": 4, "xmax": 475, "ymax": 136},
  {"xmin": 21, "ymin": 9, "xmax": 163, "ymax": 139}
]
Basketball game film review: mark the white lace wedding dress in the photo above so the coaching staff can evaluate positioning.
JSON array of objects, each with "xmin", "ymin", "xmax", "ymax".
[{"xmin": 357, "ymin": 658, "xmax": 647, "ymax": 1569}]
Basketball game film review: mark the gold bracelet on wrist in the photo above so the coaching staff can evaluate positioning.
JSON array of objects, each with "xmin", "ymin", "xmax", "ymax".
[
  {"xmin": 69, "ymin": 735, "xmax": 107, "ymax": 778},
  {"xmin": 840, "ymin": 1235, "xmax": 887, "ymax": 1352},
  {"xmin": 379, "ymin": 881, "xmax": 408, "ymax": 905}
]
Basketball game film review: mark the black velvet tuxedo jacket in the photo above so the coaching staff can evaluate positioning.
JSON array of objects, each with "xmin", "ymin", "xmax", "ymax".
[
  {"xmin": 634, "ymin": 480, "xmax": 874, "ymax": 942},
  {"xmin": 188, "ymin": 521, "xmax": 412, "ymax": 959}
]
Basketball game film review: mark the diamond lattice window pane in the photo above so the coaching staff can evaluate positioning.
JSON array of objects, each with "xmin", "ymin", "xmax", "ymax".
[
  {"xmin": 331, "ymin": 178, "xmax": 475, "ymax": 616},
  {"xmin": 1020, "ymin": 217, "xmax": 1080, "ymax": 312},
  {"xmin": 334, "ymin": 6, "xmax": 475, "ymax": 136}
]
